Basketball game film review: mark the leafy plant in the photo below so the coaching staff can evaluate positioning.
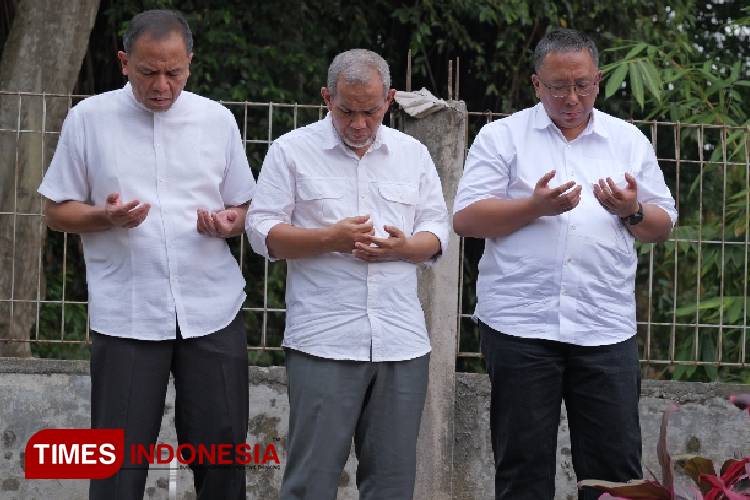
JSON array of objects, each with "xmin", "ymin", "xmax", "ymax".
[{"xmin": 579, "ymin": 396, "xmax": 750, "ymax": 499}]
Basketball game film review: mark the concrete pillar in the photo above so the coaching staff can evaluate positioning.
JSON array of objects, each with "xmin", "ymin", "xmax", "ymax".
[{"xmin": 401, "ymin": 102, "xmax": 466, "ymax": 500}]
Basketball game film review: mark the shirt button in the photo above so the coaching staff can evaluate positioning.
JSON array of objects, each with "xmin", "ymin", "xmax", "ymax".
[{"xmin": 570, "ymin": 225, "xmax": 576, "ymax": 231}]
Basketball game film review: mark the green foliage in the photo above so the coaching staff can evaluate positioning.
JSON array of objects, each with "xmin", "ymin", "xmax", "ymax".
[
  {"xmin": 601, "ymin": 42, "xmax": 749, "ymax": 126},
  {"xmin": 391, "ymin": 0, "xmax": 697, "ymax": 113},
  {"xmin": 11, "ymin": 0, "xmax": 748, "ymax": 379},
  {"xmin": 591, "ymin": 1, "xmax": 749, "ymax": 383}
]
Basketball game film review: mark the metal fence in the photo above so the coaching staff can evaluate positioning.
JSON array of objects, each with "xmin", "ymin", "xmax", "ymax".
[
  {"xmin": 456, "ymin": 112, "xmax": 750, "ymax": 380},
  {"xmin": 1, "ymin": 90, "xmax": 749, "ymax": 378}
]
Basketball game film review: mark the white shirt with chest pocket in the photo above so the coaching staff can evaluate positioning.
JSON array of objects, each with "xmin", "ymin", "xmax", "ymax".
[
  {"xmin": 38, "ymin": 84, "xmax": 256, "ymax": 340},
  {"xmin": 247, "ymin": 115, "xmax": 450, "ymax": 361},
  {"xmin": 454, "ymin": 103, "xmax": 677, "ymax": 346}
]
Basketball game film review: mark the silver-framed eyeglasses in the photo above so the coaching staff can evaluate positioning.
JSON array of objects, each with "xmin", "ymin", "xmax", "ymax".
[{"xmin": 539, "ymin": 77, "xmax": 599, "ymax": 98}]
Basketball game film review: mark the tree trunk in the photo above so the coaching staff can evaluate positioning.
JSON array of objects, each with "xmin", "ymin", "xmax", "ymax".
[{"xmin": 0, "ymin": 0, "xmax": 100, "ymax": 356}]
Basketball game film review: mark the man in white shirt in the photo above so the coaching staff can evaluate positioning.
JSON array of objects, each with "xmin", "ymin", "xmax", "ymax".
[
  {"xmin": 247, "ymin": 49, "xmax": 450, "ymax": 500},
  {"xmin": 453, "ymin": 29, "xmax": 677, "ymax": 499},
  {"xmin": 37, "ymin": 10, "xmax": 255, "ymax": 500}
]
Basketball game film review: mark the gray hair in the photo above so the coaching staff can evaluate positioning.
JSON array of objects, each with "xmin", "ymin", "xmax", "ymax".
[
  {"xmin": 533, "ymin": 28, "xmax": 598, "ymax": 72},
  {"xmin": 123, "ymin": 9, "xmax": 193, "ymax": 54},
  {"xmin": 327, "ymin": 49, "xmax": 391, "ymax": 97}
]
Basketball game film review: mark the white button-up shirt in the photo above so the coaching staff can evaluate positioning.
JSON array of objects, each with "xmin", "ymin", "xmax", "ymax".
[
  {"xmin": 38, "ymin": 84, "xmax": 256, "ymax": 340},
  {"xmin": 247, "ymin": 115, "xmax": 450, "ymax": 361},
  {"xmin": 454, "ymin": 103, "xmax": 677, "ymax": 346}
]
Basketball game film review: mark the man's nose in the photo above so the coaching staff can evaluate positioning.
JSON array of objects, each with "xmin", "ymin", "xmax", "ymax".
[
  {"xmin": 350, "ymin": 113, "xmax": 367, "ymax": 129},
  {"xmin": 564, "ymin": 86, "xmax": 580, "ymax": 105},
  {"xmin": 153, "ymin": 74, "xmax": 169, "ymax": 92}
]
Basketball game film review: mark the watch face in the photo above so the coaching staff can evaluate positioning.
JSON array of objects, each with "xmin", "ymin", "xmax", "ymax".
[
  {"xmin": 628, "ymin": 213, "xmax": 644, "ymax": 224},
  {"xmin": 627, "ymin": 204, "xmax": 644, "ymax": 225}
]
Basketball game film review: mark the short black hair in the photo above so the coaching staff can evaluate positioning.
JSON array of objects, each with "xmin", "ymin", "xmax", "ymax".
[
  {"xmin": 123, "ymin": 9, "xmax": 193, "ymax": 54},
  {"xmin": 533, "ymin": 28, "xmax": 598, "ymax": 71}
]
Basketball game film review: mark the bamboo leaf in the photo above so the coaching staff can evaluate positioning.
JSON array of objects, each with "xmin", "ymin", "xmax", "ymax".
[
  {"xmin": 625, "ymin": 42, "xmax": 648, "ymax": 59},
  {"xmin": 639, "ymin": 60, "xmax": 662, "ymax": 102},
  {"xmin": 700, "ymin": 336, "xmax": 718, "ymax": 379},
  {"xmin": 674, "ymin": 297, "xmax": 724, "ymax": 317},
  {"xmin": 629, "ymin": 61, "xmax": 645, "ymax": 108},
  {"xmin": 729, "ymin": 61, "xmax": 740, "ymax": 82},
  {"xmin": 605, "ymin": 63, "xmax": 629, "ymax": 98}
]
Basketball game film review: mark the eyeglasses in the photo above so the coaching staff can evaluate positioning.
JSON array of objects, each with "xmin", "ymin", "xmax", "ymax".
[{"xmin": 538, "ymin": 77, "xmax": 599, "ymax": 98}]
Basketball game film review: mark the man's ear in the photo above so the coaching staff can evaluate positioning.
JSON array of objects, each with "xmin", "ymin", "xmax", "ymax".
[
  {"xmin": 531, "ymin": 74, "xmax": 542, "ymax": 99},
  {"xmin": 117, "ymin": 51, "xmax": 129, "ymax": 76},
  {"xmin": 385, "ymin": 88, "xmax": 395, "ymax": 107},
  {"xmin": 321, "ymin": 87, "xmax": 333, "ymax": 110}
]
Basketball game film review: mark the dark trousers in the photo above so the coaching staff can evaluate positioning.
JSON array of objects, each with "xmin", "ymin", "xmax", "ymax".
[
  {"xmin": 479, "ymin": 322, "xmax": 642, "ymax": 500},
  {"xmin": 280, "ymin": 349, "xmax": 430, "ymax": 500},
  {"xmin": 89, "ymin": 313, "xmax": 249, "ymax": 500}
]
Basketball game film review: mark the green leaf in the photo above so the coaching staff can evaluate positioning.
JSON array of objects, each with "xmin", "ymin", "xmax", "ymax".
[
  {"xmin": 624, "ymin": 42, "xmax": 648, "ymax": 59},
  {"xmin": 724, "ymin": 297, "xmax": 742, "ymax": 325},
  {"xmin": 729, "ymin": 62, "xmax": 740, "ymax": 82},
  {"xmin": 700, "ymin": 335, "xmax": 718, "ymax": 380},
  {"xmin": 629, "ymin": 61, "xmax": 645, "ymax": 108},
  {"xmin": 639, "ymin": 60, "xmax": 662, "ymax": 102},
  {"xmin": 605, "ymin": 63, "xmax": 629, "ymax": 98},
  {"xmin": 674, "ymin": 297, "xmax": 723, "ymax": 317}
]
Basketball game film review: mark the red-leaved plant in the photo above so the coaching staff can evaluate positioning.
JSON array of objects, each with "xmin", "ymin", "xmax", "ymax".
[{"xmin": 577, "ymin": 394, "xmax": 750, "ymax": 499}]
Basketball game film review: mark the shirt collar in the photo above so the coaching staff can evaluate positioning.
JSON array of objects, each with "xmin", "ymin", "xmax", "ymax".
[
  {"xmin": 532, "ymin": 102, "xmax": 609, "ymax": 140},
  {"xmin": 322, "ymin": 113, "xmax": 389, "ymax": 154}
]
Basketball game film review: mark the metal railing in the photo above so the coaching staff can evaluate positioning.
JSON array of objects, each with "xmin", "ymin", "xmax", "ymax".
[
  {"xmin": 0, "ymin": 91, "xmax": 329, "ymax": 362},
  {"xmin": 456, "ymin": 111, "xmax": 750, "ymax": 377},
  {"xmin": 1, "ymin": 90, "xmax": 749, "ymax": 376}
]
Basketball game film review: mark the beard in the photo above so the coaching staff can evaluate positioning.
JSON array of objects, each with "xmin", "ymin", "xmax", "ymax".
[{"xmin": 342, "ymin": 134, "xmax": 375, "ymax": 150}]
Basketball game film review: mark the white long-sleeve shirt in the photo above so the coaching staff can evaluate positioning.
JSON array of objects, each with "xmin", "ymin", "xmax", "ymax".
[
  {"xmin": 454, "ymin": 103, "xmax": 677, "ymax": 346},
  {"xmin": 247, "ymin": 115, "xmax": 450, "ymax": 361},
  {"xmin": 38, "ymin": 84, "xmax": 256, "ymax": 340}
]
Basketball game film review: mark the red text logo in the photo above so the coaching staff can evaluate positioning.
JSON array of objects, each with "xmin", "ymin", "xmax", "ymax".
[{"xmin": 130, "ymin": 442, "xmax": 280, "ymax": 466}]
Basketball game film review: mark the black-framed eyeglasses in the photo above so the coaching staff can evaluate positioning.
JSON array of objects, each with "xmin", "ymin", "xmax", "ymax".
[{"xmin": 538, "ymin": 77, "xmax": 599, "ymax": 98}]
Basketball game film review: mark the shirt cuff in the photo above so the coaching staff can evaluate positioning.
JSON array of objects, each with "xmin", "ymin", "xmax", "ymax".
[
  {"xmin": 647, "ymin": 202, "xmax": 678, "ymax": 228},
  {"xmin": 37, "ymin": 185, "xmax": 87, "ymax": 204},
  {"xmin": 223, "ymin": 187, "xmax": 254, "ymax": 208},
  {"xmin": 452, "ymin": 193, "xmax": 499, "ymax": 215},
  {"xmin": 247, "ymin": 218, "xmax": 284, "ymax": 262},
  {"xmin": 413, "ymin": 221, "xmax": 450, "ymax": 265}
]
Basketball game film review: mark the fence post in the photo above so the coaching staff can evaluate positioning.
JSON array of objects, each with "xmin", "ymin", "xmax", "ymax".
[{"xmin": 401, "ymin": 102, "xmax": 465, "ymax": 500}]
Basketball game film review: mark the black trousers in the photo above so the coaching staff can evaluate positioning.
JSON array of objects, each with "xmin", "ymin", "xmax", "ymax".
[
  {"xmin": 479, "ymin": 322, "xmax": 642, "ymax": 500},
  {"xmin": 89, "ymin": 313, "xmax": 249, "ymax": 500}
]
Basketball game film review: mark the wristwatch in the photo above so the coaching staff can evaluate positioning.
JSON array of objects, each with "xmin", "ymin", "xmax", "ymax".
[{"xmin": 621, "ymin": 202, "xmax": 644, "ymax": 226}]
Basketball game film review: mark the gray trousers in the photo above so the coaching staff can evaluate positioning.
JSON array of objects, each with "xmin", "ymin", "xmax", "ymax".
[
  {"xmin": 280, "ymin": 349, "xmax": 430, "ymax": 500},
  {"xmin": 89, "ymin": 312, "xmax": 249, "ymax": 500}
]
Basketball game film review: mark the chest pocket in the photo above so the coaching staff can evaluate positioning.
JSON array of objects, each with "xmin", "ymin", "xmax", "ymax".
[
  {"xmin": 295, "ymin": 177, "xmax": 348, "ymax": 226},
  {"xmin": 375, "ymin": 182, "xmax": 419, "ymax": 236},
  {"xmin": 574, "ymin": 156, "xmax": 634, "ymax": 257}
]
